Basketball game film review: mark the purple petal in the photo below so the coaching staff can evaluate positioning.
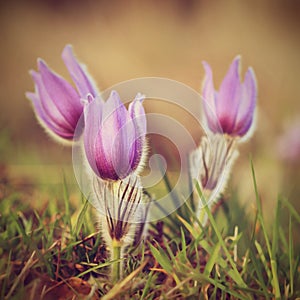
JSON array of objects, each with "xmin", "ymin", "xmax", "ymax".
[
  {"xmin": 96, "ymin": 91, "xmax": 136, "ymax": 179},
  {"xmin": 233, "ymin": 67, "xmax": 257, "ymax": 135},
  {"xmin": 26, "ymin": 91, "xmax": 74, "ymax": 139},
  {"xmin": 128, "ymin": 93, "xmax": 147, "ymax": 170},
  {"xmin": 38, "ymin": 59, "xmax": 83, "ymax": 130},
  {"xmin": 128, "ymin": 93, "xmax": 146, "ymax": 137},
  {"xmin": 202, "ymin": 62, "xmax": 221, "ymax": 133},
  {"xmin": 29, "ymin": 70, "xmax": 75, "ymax": 136},
  {"xmin": 217, "ymin": 56, "xmax": 241, "ymax": 133},
  {"xmin": 84, "ymin": 96, "xmax": 104, "ymax": 175},
  {"xmin": 62, "ymin": 45, "xmax": 100, "ymax": 99}
]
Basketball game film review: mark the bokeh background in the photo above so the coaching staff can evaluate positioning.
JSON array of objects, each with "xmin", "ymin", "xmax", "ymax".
[{"xmin": 1, "ymin": 0, "xmax": 300, "ymax": 221}]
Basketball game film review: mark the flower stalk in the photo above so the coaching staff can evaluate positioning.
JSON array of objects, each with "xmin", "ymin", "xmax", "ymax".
[{"xmin": 111, "ymin": 239, "xmax": 122, "ymax": 283}]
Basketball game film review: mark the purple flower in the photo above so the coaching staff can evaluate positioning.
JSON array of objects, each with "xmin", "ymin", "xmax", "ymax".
[
  {"xmin": 26, "ymin": 45, "xmax": 99, "ymax": 143},
  {"xmin": 202, "ymin": 56, "xmax": 257, "ymax": 138},
  {"xmin": 277, "ymin": 117, "xmax": 300, "ymax": 164},
  {"xmin": 84, "ymin": 91, "xmax": 147, "ymax": 181}
]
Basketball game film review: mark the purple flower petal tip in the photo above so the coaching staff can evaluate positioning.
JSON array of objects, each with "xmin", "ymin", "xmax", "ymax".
[
  {"xmin": 61, "ymin": 45, "xmax": 100, "ymax": 99},
  {"xmin": 202, "ymin": 61, "xmax": 212, "ymax": 75},
  {"xmin": 37, "ymin": 58, "xmax": 49, "ymax": 72},
  {"xmin": 110, "ymin": 90, "xmax": 121, "ymax": 101},
  {"xmin": 135, "ymin": 93, "xmax": 145, "ymax": 102},
  {"xmin": 233, "ymin": 55, "xmax": 241, "ymax": 63}
]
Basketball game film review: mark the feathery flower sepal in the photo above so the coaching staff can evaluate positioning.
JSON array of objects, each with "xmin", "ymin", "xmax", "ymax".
[
  {"xmin": 93, "ymin": 174, "xmax": 149, "ymax": 282},
  {"xmin": 189, "ymin": 134, "xmax": 239, "ymax": 224}
]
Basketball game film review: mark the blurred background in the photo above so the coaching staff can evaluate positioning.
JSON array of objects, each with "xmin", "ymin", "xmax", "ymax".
[{"xmin": 0, "ymin": 0, "xmax": 299, "ymax": 221}]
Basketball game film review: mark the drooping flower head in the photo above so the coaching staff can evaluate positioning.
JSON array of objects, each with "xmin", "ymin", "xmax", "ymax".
[
  {"xmin": 202, "ymin": 56, "xmax": 257, "ymax": 139},
  {"xmin": 26, "ymin": 45, "xmax": 99, "ymax": 143},
  {"xmin": 83, "ymin": 91, "xmax": 147, "ymax": 181}
]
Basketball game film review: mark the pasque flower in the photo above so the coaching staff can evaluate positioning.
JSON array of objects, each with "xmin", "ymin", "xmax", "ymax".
[
  {"xmin": 202, "ymin": 56, "xmax": 257, "ymax": 138},
  {"xmin": 191, "ymin": 56, "xmax": 258, "ymax": 224},
  {"xmin": 84, "ymin": 90, "xmax": 147, "ymax": 181},
  {"xmin": 83, "ymin": 91, "xmax": 148, "ymax": 281},
  {"xmin": 26, "ymin": 45, "xmax": 99, "ymax": 143}
]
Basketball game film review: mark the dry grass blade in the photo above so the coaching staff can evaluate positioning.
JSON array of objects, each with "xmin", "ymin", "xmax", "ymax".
[{"xmin": 5, "ymin": 251, "xmax": 37, "ymax": 299}]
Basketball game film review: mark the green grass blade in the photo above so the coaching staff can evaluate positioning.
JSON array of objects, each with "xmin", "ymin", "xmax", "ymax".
[
  {"xmin": 195, "ymin": 181, "xmax": 247, "ymax": 288},
  {"xmin": 177, "ymin": 215, "xmax": 199, "ymax": 239},
  {"xmin": 188, "ymin": 269, "xmax": 249, "ymax": 300},
  {"xmin": 73, "ymin": 198, "xmax": 89, "ymax": 238},
  {"xmin": 149, "ymin": 243, "xmax": 172, "ymax": 274},
  {"xmin": 248, "ymin": 244, "xmax": 269, "ymax": 296},
  {"xmin": 254, "ymin": 240, "xmax": 272, "ymax": 282},
  {"xmin": 1, "ymin": 250, "xmax": 12, "ymax": 299},
  {"xmin": 149, "ymin": 242, "xmax": 181, "ymax": 285},
  {"xmin": 203, "ymin": 241, "xmax": 221, "ymax": 276},
  {"xmin": 250, "ymin": 160, "xmax": 281, "ymax": 299},
  {"xmin": 271, "ymin": 199, "xmax": 280, "ymax": 258},
  {"xmin": 278, "ymin": 226, "xmax": 288, "ymax": 250},
  {"xmin": 178, "ymin": 227, "xmax": 187, "ymax": 263},
  {"xmin": 281, "ymin": 197, "xmax": 300, "ymax": 224},
  {"xmin": 159, "ymin": 162, "xmax": 180, "ymax": 211},
  {"xmin": 77, "ymin": 260, "xmax": 116, "ymax": 278},
  {"xmin": 62, "ymin": 173, "xmax": 72, "ymax": 233},
  {"xmin": 288, "ymin": 215, "xmax": 294, "ymax": 295},
  {"xmin": 199, "ymin": 239, "xmax": 227, "ymax": 269},
  {"xmin": 140, "ymin": 270, "xmax": 155, "ymax": 300}
]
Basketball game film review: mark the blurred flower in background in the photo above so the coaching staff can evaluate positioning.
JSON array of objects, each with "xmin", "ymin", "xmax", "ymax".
[
  {"xmin": 275, "ymin": 116, "xmax": 300, "ymax": 218},
  {"xmin": 277, "ymin": 116, "xmax": 300, "ymax": 164}
]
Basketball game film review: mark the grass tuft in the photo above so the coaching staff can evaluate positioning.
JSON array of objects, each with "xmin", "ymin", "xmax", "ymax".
[{"xmin": 0, "ymin": 162, "xmax": 299, "ymax": 299}]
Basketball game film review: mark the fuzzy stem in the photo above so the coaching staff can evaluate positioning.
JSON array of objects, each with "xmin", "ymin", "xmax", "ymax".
[{"xmin": 111, "ymin": 239, "xmax": 122, "ymax": 283}]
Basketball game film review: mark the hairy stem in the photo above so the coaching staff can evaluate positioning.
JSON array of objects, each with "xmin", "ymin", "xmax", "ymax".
[{"xmin": 111, "ymin": 239, "xmax": 122, "ymax": 283}]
